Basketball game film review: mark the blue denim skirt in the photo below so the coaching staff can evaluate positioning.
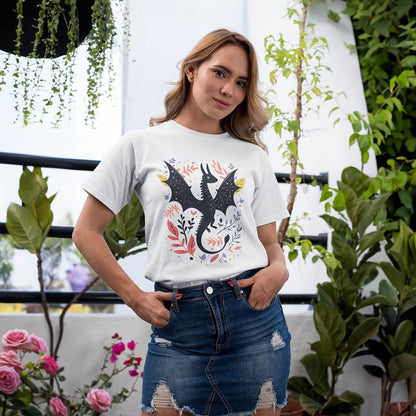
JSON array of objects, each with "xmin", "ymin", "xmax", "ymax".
[{"xmin": 140, "ymin": 269, "xmax": 291, "ymax": 416}]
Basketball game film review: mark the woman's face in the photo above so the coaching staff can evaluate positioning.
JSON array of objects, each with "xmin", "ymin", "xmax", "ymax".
[{"xmin": 184, "ymin": 44, "xmax": 249, "ymax": 131}]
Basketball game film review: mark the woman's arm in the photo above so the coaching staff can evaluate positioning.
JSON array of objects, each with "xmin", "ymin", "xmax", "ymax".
[
  {"xmin": 72, "ymin": 194, "xmax": 172, "ymax": 327},
  {"xmin": 237, "ymin": 222, "xmax": 289, "ymax": 309}
]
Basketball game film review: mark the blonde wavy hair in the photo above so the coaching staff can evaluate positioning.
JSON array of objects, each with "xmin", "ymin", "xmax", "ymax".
[{"xmin": 150, "ymin": 29, "xmax": 269, "ymax": 149}]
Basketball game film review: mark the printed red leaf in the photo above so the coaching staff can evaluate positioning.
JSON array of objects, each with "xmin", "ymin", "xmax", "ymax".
[
  {"xmin": 187, "ymin": 235, "xmax": 196, "ymax": 255},
  {"xmin": 210, "ymin": 254, "xmax": 220, "ymax": 263},
  {"xmin": 235, "ymin": 246, "xmax": 242, "ymax": 250},
  {"xmin": 168, "ymin": 235, "xmax": 177, "ymax": 240},
  {"xmin": 174, "ymin": 250, "xmax": 189, "ymax": 254},
  {"xmin": 167, "ymin": 220, "xmax": 179, "ymax": 238},
  {"xmin": 172, "ymin": 243, "xmax": 182, "ymax": 247}
]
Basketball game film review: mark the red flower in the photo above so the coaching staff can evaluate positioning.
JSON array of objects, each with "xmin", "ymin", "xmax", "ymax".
[
  {"xmin": 128, "ymin": 369, "xmax": 139, "ymax": 377},
  {"xmin": 123, "ymin": 358, "xmax": 133, "ymax": 366},
  {"xmin": 127, "ymin": 340, "xmax": 136, "ymax": 350}
]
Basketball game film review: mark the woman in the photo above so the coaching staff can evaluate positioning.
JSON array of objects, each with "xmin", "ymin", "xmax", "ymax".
[{"xmin": 73, "ymin": 29, "xmax": 291, "ymax": 416}]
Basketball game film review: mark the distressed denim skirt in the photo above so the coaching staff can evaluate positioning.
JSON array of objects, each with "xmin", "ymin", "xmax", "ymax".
[{"xmin": 140, "ymin": 268, "xmax": 291, "ymax": 416}]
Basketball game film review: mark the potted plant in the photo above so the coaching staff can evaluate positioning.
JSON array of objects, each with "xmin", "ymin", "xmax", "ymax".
[
  {"xmin": 361, "ymin": 220, "xmax": 416, "ymax": 416},
  {"xmin": 0, "ymin": 0, "xmax": 128, "ymax": 126},
  {"xmin": 287, "ymin": 167, "xmax": 393, "ymax": 415}
]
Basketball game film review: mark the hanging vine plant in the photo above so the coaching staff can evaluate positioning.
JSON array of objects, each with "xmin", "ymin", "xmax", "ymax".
[{"xmin": 0, "ymin": 0, "xmax": 129, "ymax": 126}]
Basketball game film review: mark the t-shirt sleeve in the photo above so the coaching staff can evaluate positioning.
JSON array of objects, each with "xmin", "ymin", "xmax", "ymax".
[
  {"xmin": 252, "ymin": 152, "xmax": 289, "ymax": 226},
  {"xmin": 82, "ymin": 131, "xmax": 140, "ymax": 215}
]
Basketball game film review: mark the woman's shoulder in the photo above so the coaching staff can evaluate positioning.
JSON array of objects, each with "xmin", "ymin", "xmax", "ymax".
[{"xmin": 121, "ymin": 122, "xmax": 173, "ymax": 144}]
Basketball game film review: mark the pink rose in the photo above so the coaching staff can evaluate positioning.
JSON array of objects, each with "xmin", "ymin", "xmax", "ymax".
[
  {"xmin": 111, "ymin": 342, "xmax": 125, "ymax": 355},
  {"xmin": 39, "ymin": 355, "xmax": 59, "ymax": 375},
  {"xmin": 0, "ymin": 351, "xmax": 25, "ymax": 373},
  {"xmin": 27, "ymin": 334, "xmax": 47, "ymax": 353},
  {"xmin": 0, "ymin": 365, "xmax": 22, "ymax": 395},
  {"xmin": 1, "ymin": 329, "xmax": 30, "ymax": 351},
  {"xmin": 87, "ymin": 389, "xmax": 112, "ymax": 413},
  {"xmin": 49, "ymin": 397, "xmax": 68, "ymax": 416}
]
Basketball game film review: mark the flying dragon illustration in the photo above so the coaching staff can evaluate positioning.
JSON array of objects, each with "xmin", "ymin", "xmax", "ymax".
[{"xmin": 161, "ymin": 161, "xmax": 242, "ymax": 254}]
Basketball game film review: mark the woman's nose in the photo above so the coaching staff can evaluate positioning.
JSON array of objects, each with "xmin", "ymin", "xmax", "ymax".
[{"xmin": 221, "ymin": 82, "xmax": 233, "ymax": 97}]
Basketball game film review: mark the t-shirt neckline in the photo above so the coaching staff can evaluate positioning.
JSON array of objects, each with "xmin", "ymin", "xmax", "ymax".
[{"xmin": 168, "ymin": 120, "xmax": 230, "ymax": 140}]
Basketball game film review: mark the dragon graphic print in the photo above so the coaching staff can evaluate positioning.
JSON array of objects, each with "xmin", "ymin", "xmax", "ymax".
[{"xmin": 157, "ymin": 159, "xmax": 246, "ymax": 264}]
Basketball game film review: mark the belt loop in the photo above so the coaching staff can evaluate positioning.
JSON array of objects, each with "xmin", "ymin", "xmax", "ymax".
[
  {"xmin": 171, "ymin": 289, "xmax": 179, "ymax": 312},
  {"xmin": 231, "ymin": 279, "xmax": 242, "ymax": 300}
]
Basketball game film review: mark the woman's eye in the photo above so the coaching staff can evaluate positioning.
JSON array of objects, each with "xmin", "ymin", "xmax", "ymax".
[
  {"xmin": 214, "ymin": 70, "xmax": 225, "ymax": 77},
  {"xmin": 237, "ymin": 80, "xmax": 247, "ymax": 88}
]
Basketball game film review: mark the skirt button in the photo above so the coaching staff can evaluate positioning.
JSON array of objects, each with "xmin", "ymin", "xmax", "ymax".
[{"xmin": 206, "ymin": 286, "xmax": 213, "ymax": 295}]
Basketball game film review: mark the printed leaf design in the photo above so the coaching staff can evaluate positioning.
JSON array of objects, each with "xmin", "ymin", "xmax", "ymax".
[
  {"xmin": 157, "ymin": 174, "xmax": 169, "ymax": 186},
  {"xmin": 180, "ymin": 164, "xmax": 199, "ymax": 177},
  {"xmin": 187, "ymin": 235, "xmax": 196, "ymax": 255},
  {"xmin": 235, "ymin": 177, "xmax": 245, "ymax": 193},
  {"xmin": 210, "ymin": 254, "xmax": 220, "ymax": 263},
  {"xmin": 167, "ymin": 220, "xmax": 179, "ymax": 238},
  {"xmin": 207, "ymin": 236, "xmax": 224, "ymax": 247},
  {"xmin": 165, "ymin": 203, "xmax": 181, "ymax": 218},
  {"xmin": 211, "ymin": 161, "xmax": 228, "ymax": 179}
]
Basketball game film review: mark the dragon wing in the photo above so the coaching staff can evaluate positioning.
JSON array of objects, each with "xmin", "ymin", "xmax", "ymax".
[
  {"xmin": 214, "ymin": 169, "xmax": 241, "ymax": 215},
  {"xmin": 162, "ymin": 161, "xmax": 200, "ymax": 211}
]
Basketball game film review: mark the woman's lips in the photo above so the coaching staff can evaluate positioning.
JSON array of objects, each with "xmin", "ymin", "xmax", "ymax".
[{"xmin": 213, "ymin": 98, "xmax": 230, "ymax": 109}]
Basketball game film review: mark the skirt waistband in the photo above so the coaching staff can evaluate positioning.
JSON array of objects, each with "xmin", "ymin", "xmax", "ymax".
[{"xmin": 155, "ymin": 268, "xmax": 261, "ymax": 292}]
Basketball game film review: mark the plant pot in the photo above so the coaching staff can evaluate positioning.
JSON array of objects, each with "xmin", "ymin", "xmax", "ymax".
[
  {"xmin": 388, "ymin": 402, "xmax": 410, "ymax": 416},
  {"xmin": 0, "ymin": 0, "xmax": 93, "ymax": 57},
  {"xmin": 282, "ymin": 398, "xmax": 305, "ymax": 415}
]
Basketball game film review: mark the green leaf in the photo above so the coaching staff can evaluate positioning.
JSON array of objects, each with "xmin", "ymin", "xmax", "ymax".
[
  {"xmin": 6, "ymin": 203, "xmax": 43, "ymax": 254},
  {"xmin": 313, "ymin": 303, "xmax": 346, "ymax": 348},
  {"xmin": 388, "ymin": 353, "xmax": 416, "ymax": 381},
  {"xmin": 300, "ymin": 353, "xmax": 331, "ymax": 397},
  {"xmin": 379, "ymin": 279, "xmax": 399, "ymax": 306},
  {"xmin": 339, "ymin": 390, "xmax": 364, "ymax": 405},
  {"xmin": 394, "ymin": 320, "xmax": 414, "ymax": 353},
  {"xmin": 401, "ymin": 55, "xmax": 416, "ymax": 68},
  {"xmin": 346, "ymin": 317, "xmax": 381, "ymax": 356},
  {"xmin": 311, "ymin": 339, "xmax": 337, "ymax": 367},
  {"xmin": 359, "ymin": 230, "xmax": 385, "ymax": 253},
  {"xmin": 389, "ymin": 221, "xmax": 416, "ymax": 278},
  {"xmin": 379, "ymin": 262, "xmax": 406, "ymax": 291},
  {"xmin": 299, "ymin": 394, "xmax": 323, "ymax": 415},
  {"xmin": 363, "ymin": 364, "xmax": 384, "ymax": 378}
]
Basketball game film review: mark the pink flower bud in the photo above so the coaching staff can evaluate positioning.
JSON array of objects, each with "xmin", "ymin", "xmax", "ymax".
[
  {"xmin": 87, "ymin": 389, "xmax": 112, "ymax": 412},
  {"xmin": 49, "ymin": 397, "xmax": 68, "ymax": 416},
  {"xmin": 127, "ymin": 340, "xmax": 136, "ymax": 350},
  {"xmin": 39, "ymin": 355, "xmax": 59, "ymax": 375}
]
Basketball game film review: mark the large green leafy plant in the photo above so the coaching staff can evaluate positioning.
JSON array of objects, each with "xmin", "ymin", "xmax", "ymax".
[
  {"xmin": 362, "ymin": 221, "xmax": 416, "ymax": 416},
  {"xmin": 288, "ymin": 167, "xmax": 393, "ymax": 415},
  {"xmin": 5, "ymin": 167, "xmax": 145, "ymax": 358}
]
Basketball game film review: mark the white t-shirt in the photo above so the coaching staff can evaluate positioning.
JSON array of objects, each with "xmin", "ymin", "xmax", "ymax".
[{"xmin": 83, "ymin": 120, "xmax": 288, "ymax": 287}]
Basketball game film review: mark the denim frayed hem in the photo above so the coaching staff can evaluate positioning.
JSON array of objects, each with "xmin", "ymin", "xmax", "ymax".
[{"xmin": 139, "ymin": 403, "xmax": 200, "ymax": 416}]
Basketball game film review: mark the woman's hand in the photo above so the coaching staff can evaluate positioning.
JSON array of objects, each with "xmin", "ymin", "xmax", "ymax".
[
  {"xmin": 131, "ymin": 291, "xmax": 174, "ymax": 328},
  {"xmin": 236, "ymin": 264, "xmax": 288, "ymax": 309},
  {"xmin": 235, "ymin": 222, "xmax": 289, "ymax": 309}
]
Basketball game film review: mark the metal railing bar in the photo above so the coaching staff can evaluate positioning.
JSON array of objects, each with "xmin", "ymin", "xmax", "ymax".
[
  {"xmin": 0, "ymin": 152, "xmax": 327, "ymax": 185},
  {"xmin": 0, "ymin": 290, "xmax": 317, "ymax": 305},
  {"xmin": 0, "ymin": 152, "xmax": 99, "ymax": 171},
  {"xmin": 0, "ymin": 222, "xmax": 327, "ymax": 247}
]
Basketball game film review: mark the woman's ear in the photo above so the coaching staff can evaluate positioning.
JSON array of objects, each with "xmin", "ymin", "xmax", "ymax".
[{"xmin": 185, "ymin": 65, "xmax": 195, "ymax": 83}]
